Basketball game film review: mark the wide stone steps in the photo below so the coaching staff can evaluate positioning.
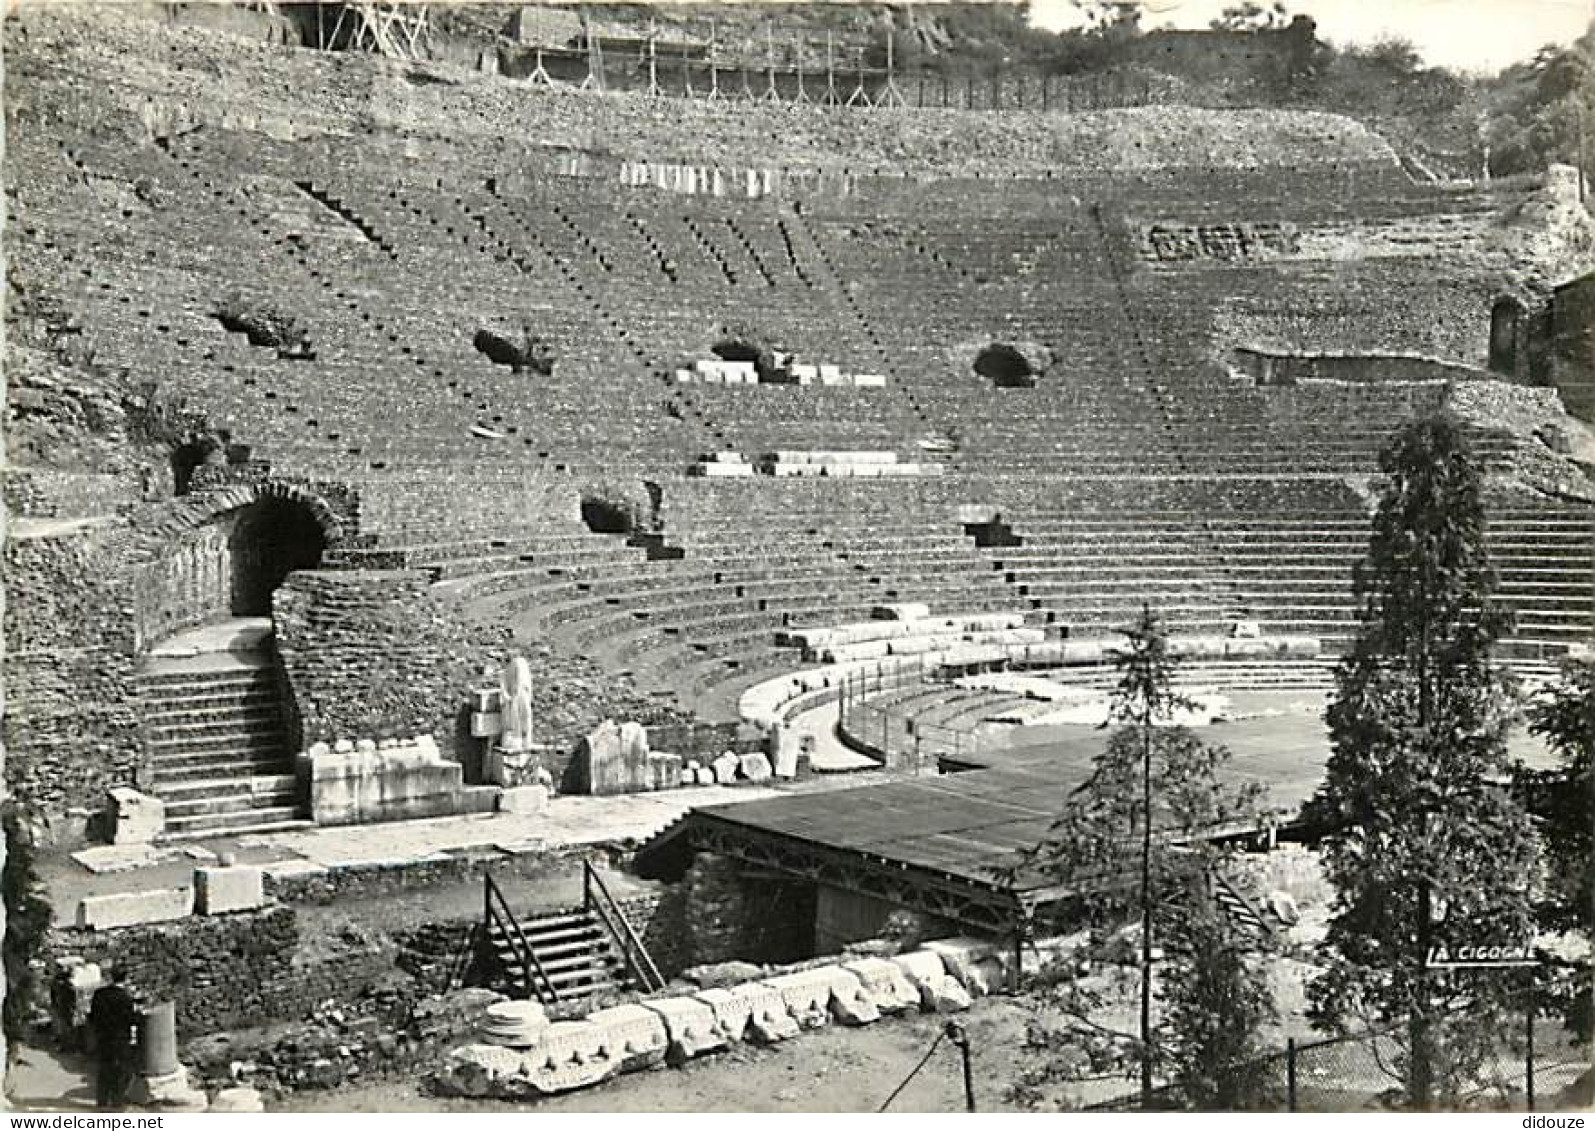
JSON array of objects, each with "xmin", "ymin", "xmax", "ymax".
[
  {"xmin": 158, "ymin": 781, "xmax": 301, "ymax": 821},
  {"xmin": 137, "ymin": 630, "xmax": 304, "ymax": 841},
  {"xmin": 161, "ymin": 807, "xmax": 310, "ymax": 840}
]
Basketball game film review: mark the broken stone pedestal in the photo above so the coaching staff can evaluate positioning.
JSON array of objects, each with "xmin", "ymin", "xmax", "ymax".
[{"xmin": 483, "ymin": 744, "xmax": 553, "ymax": 789}]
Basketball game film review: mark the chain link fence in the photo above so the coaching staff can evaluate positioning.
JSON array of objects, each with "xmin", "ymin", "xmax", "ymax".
[{"xmin": 1087, "ymin": 994, "xmax": 1588, "ymax": 1112}]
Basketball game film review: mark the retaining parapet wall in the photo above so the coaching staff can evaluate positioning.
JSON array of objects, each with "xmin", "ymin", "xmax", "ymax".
[
  {"xmin": 273, "ymin": 570, "xmax": 493, "ymax": 762},
  {"xmin": 4, "ymin": 528, "xmax": 141, "ymax": 819}
]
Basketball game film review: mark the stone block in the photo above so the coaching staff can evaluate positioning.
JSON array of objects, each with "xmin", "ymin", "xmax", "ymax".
[
  {"xmin": 711, "ymin": 752, "xmax": 740, "ymax": 784},
  {"xmin": 127, "ymin": 1065, "xmax": 207, "ymax": 1111},
  {"xmin": 576, "ymin": 719, "xmax": 651, "ymax": 796},
  {"xmin": 517, "ymin": 1020, "xmax": 622, "ymax": 1095},
  {"xmin": 193, "ymin": 865, "xmax": 265, "ymax": 916},
  {"xmin": 738, "ymin": 751, "xmax": 773, "ymax": 783},
  {"xmin": 692, "ymin": 986, "xmax": 752, "ymax": 1043},
  {"xmin": 763, "ymin": 968, "xmax": 836, "ymax": 1030},
  {"xmin": 641, "ymin": 996, "xmax": 725, "ymax": 1062},
  {"xmin": 873, "ymin": 602, "xmax": 931, "ymax": 621},
  {"xmin": 826, "ymin": 966, "xmax": 882, "ymax": 1026},
  {"xmin": 734, "ymin": 982, "xmax": 801, "ymax": 1043},
  {"xmin": 693, "ymin": 766, "xmax": 716, "ymax": 786},
  {"xmin": 695, "ymin": 976, "xmax": 797, "ymax": 1040},
  {"xmin": 498, "ymin": 785, "xmax": 549, "ymax": 814},
  {"xmin": 210, "ymin": 1087, "xmax": 265, "ymax": 1113},
  {"xmin": 587, "ymin": 1003, "xmax": 668, "ymax": 1071},
  {"xmin": 924, "ymin": 937, "xmax": 1009, "ymax": 997},
  {"xmin": 470, "ymin": 711, "xmax": 503, "ymax": 738},
  {"xmin": 76, "ymin": 887, "xmax": 192, "ymax": 930},
  {"xmin": 433, "ymin": 1043, "xmax": 532, "ymax": 1099},
  {"xmin": 646, "ymin": 752, "xmax": 682, "ymax": 791},
  {"xmin": 306, "ymin": 742, "xmax": 467, "ymax": 826},
  {"xmin": 891, "ymin": 950, "xmax": 972, "ymax": 1014},
  {"xmin": 107, "ymin": 787, "xmax": 164, "ymax": 845},
  {"xmin": 771, "ymin": 732, "xmax": 799, "ymax": 779},
  {"xmin": 843, "ymin": 957, "xmax": 920, "ymax": 1014},
  {"xmin": 484, "ymin": 744, "xmax": 549, "ymax": 788},
  {"xmin": 469, "ymin": 687, "xmax": 499, "ymax": 714},
  {"xmin": 435, "ymin": 1030, "xmax": 618, "ymax": 1098}
]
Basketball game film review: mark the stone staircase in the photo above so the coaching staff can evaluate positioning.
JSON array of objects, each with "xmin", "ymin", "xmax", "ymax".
[
  {"xmin": 485, "ymin": 907, "xmax": 629, "ymax": 1006},
  {"xmin": 137, "ymin": 622, "xmax": 308, "ymax": 840}
]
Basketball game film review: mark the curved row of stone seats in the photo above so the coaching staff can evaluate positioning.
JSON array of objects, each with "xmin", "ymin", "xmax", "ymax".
[
  {"xmin": 274, "ymin": 176, "xmax": 705, "ymax": 469},
  {"xmin": 183, "ymin": 149, "xmax": 695, "ymax": 468},
  {"xmin": 25, "ymin": 118, "xmax": 1507, "ymax": 485},
  {"xmin": 56, "ymin": 133, "xmax": 553, "ymax": 469},
  {"xmin": 456, "ymin": 185, "xmax": 932, "ymax": 454}
]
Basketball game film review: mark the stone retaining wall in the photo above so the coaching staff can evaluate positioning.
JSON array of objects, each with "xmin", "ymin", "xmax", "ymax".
[
  {"xmin": 4, "ymin": 528, "xmax": 141, "ymax": 819},
  {"xmin": 273, "ymin": 570, "xmax": 495, "ymax": 761}
]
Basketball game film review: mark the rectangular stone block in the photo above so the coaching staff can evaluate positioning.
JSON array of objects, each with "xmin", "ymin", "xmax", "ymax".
[
  {"xmin": 763, "ymin": 969, "xmax": 836, "ymax": 1029},
  {"xmin": 194, "ymin": 865, "xmax": 265, "ymax": 916},
  {"xmin": 699, "ymin": 982, "xmax": 798, "ymax": 1043},
  {"xmin": 470, "ymin": 711, "xmax": 504, "ymax": 738},
  {"xmin": 924, "ymin": 937, "xmax": 1010, "ymax": 996},
  {"xmin": 307, "ymin": 743, "xmax": 467, "ymax": 826},
  {"xmin": 77, "ymin": 887, "xmax": 193, "ymax": 931},
  {"xmin": 469, "ymin": 688, "xmax": 500, "ymax": 714},
  {"xmin": 641, "ymin": 996, "xmax": 724, "ymax": 1060},
  {"xmin": 107, "ymin": 787, "xmax": 164, "ymax": 845},
  {"xmin": 646, "ymin": 752, "xmax": 682, "ymax": 791},
  {"xmin": 843, "ymin": 957, "xmax": 920, "ymax": 1013},
  {"xmin": 498, "ymin": 784, "xmax": 549, "ymax": 814},
  {"xmin": 586, "ymin": 1004, "xmax": 667, "ymax": 1071}
]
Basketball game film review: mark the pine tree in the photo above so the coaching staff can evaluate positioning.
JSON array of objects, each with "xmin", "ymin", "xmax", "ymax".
[
  {"xmin": 3, "ymin": 803, "xmax": 53, "ymax": 1063},
  {"xmin": 1006, "ymin": 605, "xmax": 1270, "ymax": 1109},
  {"xmin": 1160, "ymin": 877, "xmax": 1279, "ymax": 1110},
  {"xmin": 1309, "ymin": 412, "xmax": 1538, "ymax": 1109}
]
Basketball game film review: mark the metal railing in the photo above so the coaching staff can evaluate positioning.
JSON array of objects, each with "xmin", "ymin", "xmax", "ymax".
[
  {"xmin": 484, "ymin": 870, "xmax": 560, "ymax": 1005},
  {"xmin": 837, "ymin": 662, "xmax": 990, "ymax": 769},
  {"xmin": 583, "ymin": 860, "xmax": 666, "ymax": 994}
]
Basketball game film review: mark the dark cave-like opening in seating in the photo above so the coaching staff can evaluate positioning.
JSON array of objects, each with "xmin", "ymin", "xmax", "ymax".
[
  {"xmin": 170, "ymin": 438, "xmax": 222, "ymax": 496},
  {"xmin": 711, "ymin": 337, "xmax": 774, "ymax": 381},
  {"xmin": 1489, "ymin": 297, "xmax": 1525, "ymax": 376},
  {"xmin": 975, "ymin": 343, "xmax": 1038, "ymax": 388},
  {"xmin": 473, "ymin": 327, "xmax": 556, "ymax": 376},
  {"xmin": 580, "ymin": 497, "xmax": 635, "ymax": 535},
  {"xmin": 228, "ymin": 498, "xmax": 327, "ymax": 616}
]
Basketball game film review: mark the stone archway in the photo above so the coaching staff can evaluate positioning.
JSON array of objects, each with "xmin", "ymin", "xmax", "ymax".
[
  {"xmin": 133, "ymin": 480, "xmax": 343, "ymax": 649},
  {"xmin": 1489, "ymin": 296, "xmax": 1527, "ymax": 377},
  {"xmin": 227, "ymin": 496, "xmax": 327, "ymax": 615}
]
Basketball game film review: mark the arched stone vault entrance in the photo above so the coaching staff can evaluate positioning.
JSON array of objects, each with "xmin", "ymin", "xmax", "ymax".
[{"xmin": 227, "ymin": 496, "xmax": 327, "ymax": 615}]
